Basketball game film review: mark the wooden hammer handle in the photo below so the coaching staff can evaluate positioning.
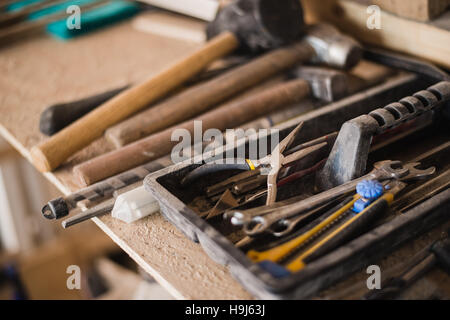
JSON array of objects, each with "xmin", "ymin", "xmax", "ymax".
[
  {"xmin": 105, "ymin": 42, "xmax": 315, "ymax": 148},
  {"xmin": 31, "ymin": 31, "xmax": 239, "ymax": 172},
  {"xmin": 74, "ymin": 79, "xmax": 311, "ymax": 186}
]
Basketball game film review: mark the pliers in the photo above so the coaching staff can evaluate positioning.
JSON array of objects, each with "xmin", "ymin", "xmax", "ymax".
[{"xmin": 181, "ymin": 122, "xmax": 328, "ymax": 205}]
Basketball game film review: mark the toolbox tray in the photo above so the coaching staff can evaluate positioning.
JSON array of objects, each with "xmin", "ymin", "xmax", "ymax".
[{"xmin": 144, "ymin": 74, "xmax": 450, "ymax": 299}]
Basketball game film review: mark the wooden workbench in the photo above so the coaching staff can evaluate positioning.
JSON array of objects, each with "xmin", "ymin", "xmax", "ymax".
[
  {"xmin": 1, "ymin": 13, "xmax": 449, "ymax": 300},
  {"xmin": 0, "ymin": 17, "xmax": 253, "ymax": 300}
]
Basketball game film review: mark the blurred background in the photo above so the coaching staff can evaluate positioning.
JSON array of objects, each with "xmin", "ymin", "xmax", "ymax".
[
  {"xmin": 0, "ymin": 136, "xmax": 173, "ymax": 300},
  {"xmin": 0, "ymin": 0, "xmax": 231, "ymax": 301}
]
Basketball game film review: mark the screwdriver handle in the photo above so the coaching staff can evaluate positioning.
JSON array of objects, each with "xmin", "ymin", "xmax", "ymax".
[{"xmin": 39, "ymin": 85, "xmax": 129, "ymax": 136}]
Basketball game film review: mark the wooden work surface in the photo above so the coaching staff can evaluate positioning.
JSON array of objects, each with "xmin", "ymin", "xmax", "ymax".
[
  {"xmin": 1, "ymin": 13, "xmax": 450, "ymax": 300},
  {"xmin": 0, "ymin": 17, "xmax": 253, "ymax": 300}
]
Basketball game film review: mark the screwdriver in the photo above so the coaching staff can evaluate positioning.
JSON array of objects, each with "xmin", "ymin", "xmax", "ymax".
[
  {"xmin": 286, "ymin": 180, "xmax": 405, "ymax": 272},
  {"xmin": 257, "ymin": 180, "xmax": 406, "ymax": 277}
]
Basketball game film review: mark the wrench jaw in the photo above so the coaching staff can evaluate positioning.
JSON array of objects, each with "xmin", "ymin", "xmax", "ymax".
[
  {"xmin": 228, "ymin": 160, "xmax": 436, "ymax": 238},
  {"xmin": 270, "ymin": 219, "xmax": 297, "ymax": 238},
  {"xmin": 227, "ymin": 210, "xmax": 273, "ymax": 236},
  {"xmin": 373, "ymin": 160, "xmax": 409, "ymax": 180},
  {"xmin": 227, "ymin": 211, "xmax": 249, "ymax": 226},
  {"xmin": 227, "ymin": 210, "xmax": 267, "ymax": 230},
  {"xmin": 243, "ymin": 217, "xmax": 270, "ymax": 236},
  {"xmin": 373, "ymin": 160, "xmax": 436, "ymax": 182},
  {"xmin": 401, "ymin": 162, "xmax": 436, "ymax": 181}
]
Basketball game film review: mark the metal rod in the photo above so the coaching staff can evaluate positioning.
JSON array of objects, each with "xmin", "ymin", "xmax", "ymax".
[{"xmin": 61, "ymin": 198, "xmax": 115, "ymax": 228}]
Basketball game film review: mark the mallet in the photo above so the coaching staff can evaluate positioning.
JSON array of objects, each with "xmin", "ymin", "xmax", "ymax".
[
  {"xmin": 72, "ymin": 23, "xmax": 362, "ymax": 185},
  {"xmin": 30, "ymin": 0, "xmax": 304, "ymax": 172},
  {"xmin": 38, "ymin": 58, "xmax": 248, "ymax": 136},
  {"xmin": 73, "ymin": 65, "xmax": 355, "ymax": 186},
  {"xmin": 105, "ymin": 23, "xmax": 362, "ymax": 148}
]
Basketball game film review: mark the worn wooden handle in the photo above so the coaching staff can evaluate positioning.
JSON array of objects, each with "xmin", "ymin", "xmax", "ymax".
[
  {"xmin": 105, "ymin": 41, "xmax": 314, "ymax": 148},
  {"xmin": 74, "ymin": 79, "xmax": 311, "ymax": 186},
  {"xmin": 31, "ymin": 31, "xmax": 239, "ymax": 172}
]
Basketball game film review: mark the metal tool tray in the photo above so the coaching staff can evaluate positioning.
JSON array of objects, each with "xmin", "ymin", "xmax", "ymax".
[{"xmin": 144, "ymin": 74, "xmax": 450, "ymax": 299}]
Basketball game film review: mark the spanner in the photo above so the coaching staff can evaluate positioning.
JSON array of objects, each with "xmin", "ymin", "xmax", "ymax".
[{"xmin": 228, "ymin": 160, "xmax": 435, "ymax": 236}]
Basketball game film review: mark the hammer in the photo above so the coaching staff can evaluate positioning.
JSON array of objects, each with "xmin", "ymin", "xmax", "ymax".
[
  {"xmin": 104, "ymin": 23, "xmax": 361, "ymax": 148},
  {"xmin": 38, "ymin": 58, "xmax": 247, "ymax": 136},
  {"xmin": 73, "ymin": 67, "xmax": 351, "ymax": 186},
  {"xmin": 30, "ymin": 0, "xmax": 304, "ymax": 172}
]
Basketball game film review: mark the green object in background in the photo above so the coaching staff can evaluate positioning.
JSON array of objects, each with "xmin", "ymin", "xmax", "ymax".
[
  {"xmin": 6, "ymin": 0, "xmax": 140, "ymax": 40},
  {"xmin": 6, "ymin": 0, "xmax": 43, "ymax": 11},
  {"xmin": 46, "ymin": 1, "xmax": 140, "ymax": 39},
  {"xmin": 29, "ymin": 0, "xmax": 98, "ymax": 20}
]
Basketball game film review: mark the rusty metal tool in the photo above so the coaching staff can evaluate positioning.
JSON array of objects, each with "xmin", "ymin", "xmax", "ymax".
[
  {"xmin": 392, "ymin": 168, "xmax": 450, "ymax": 213},
  {"xmin": 41, "ymin": 156, "xmax": 172, "ymax": 220},
  {"xmin": 204, "ymin": 189, "xmax": 240, "ymax": 220},
  {"xmin": 204, "ymin": 133, "xmax": 337, "ymax": 198},
  {"xmin": 364, "ymin": 47, "xmax": 450, "ymax": 82},
  {"xmin": 284, "ymin": 180, "xmax": 407, "ymax": 273},
  {"xmin": 205, "ymin": 157, "xmax": 329, "ymax": 222},
  {"xmin": 253, "ymin": 179, "xmax": 420, "ymax": 277},
  {"xmin": 61, "ymin": 198, "xmax": 115, "ymax": 228},
  {"xmin": 70, "ymin": 24, "xmax": 362, "ymax": 184},
  {"xmin": 247, "ymin": 193, "xmax": 364, "ymax": 264},
  {"xmin": 206, "ymin": 170, "xmax": 262, "ymax": 198},
  {"xmin": 235, "ymin": 197, "xmax": 343, "ymax": 249},
  {"xmin": 229, "ymin": 161, "xmax": 435, "ymax": 236},
  {"xmin": 74, "ymin": 64, "xmax": 351, "ymax": 186},
  {"xmin": 317, "ymin": 81, "xmax": 450, "ymax": 190},
  {"xmin": 181, "ymin": 123, "xmax": 328, "ymax": 206},
  {"xmin": 104, "ymin": 23, "xmax": 361, "ymax": 148},
  {"xmin": 60, "ymin": 181, "xmax": 143, "ymax": 228}
]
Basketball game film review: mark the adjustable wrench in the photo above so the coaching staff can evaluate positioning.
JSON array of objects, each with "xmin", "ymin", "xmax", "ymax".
[{"xmin": 229, "ymin": 160, "xmax": 435, "ymax": 236}]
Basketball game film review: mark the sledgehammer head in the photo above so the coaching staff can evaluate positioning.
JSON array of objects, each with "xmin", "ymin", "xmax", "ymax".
[
  {"xmin": 207, "ymin": 0, "xmax": 304, "ymax": 53},
  {"xmin": 305, "ymin": 23, "xmax": 362, "ymax": 70},
  {"xmin": 290, "ymin": 66, "xmax": 349, "ymax": 102}
]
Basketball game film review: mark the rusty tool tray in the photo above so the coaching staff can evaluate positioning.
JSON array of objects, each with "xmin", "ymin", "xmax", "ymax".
[{"xmin": 144, "ymin": 74, "xmax": 450, "ymax": 299}]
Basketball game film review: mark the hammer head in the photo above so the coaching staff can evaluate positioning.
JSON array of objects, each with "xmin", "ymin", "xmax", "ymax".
[
  {"xmin": 305, "ymin": 24, "xmax": 362, "ymax": 70},
  {"xmin": 207, "ymin": 0, "xmax": 304, "ymax": 53},
  {"xmin": 290, "ymin": 66, "xmax": 349, "ymax": 102}
]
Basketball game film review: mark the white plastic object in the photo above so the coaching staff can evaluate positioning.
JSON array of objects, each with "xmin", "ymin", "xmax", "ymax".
[
  {"xmin": 112, "ymin": 186, "xmax": 159, "ymax": 223},
  {"xmin": 137, "ymin": 0, "xmax": 220, "ymax": 21}
]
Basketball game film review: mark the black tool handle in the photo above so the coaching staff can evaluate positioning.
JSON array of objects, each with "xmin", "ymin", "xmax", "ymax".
[
  {"xmin": 39, "ymin": 85, "xmax": 129, "ymax": 136},
  {"xmin": 180, "ymin": 161, "xmax": 252, "ymax": 186},
  {"xmin": 431, "ymin": 238, "xmax": 450, "ymax": 275},
  {"xmin": 364, "ymin": 48, "xmax": 450, "ymax": 82}
]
